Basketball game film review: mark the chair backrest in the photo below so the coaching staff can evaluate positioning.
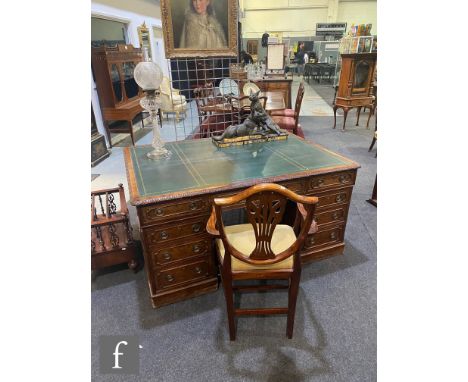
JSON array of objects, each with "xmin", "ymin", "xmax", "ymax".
[
  {"xmin": 230, "ymin": 95, "xmax": 267, "ymax": 122},
  {"xmin": 194, "ymin": 82, "xmax": 215, "ymax": 108},
  {"xmin": 213, "ymin": 183, "xmax": 318, "ymax": 265},
  {"xmin": 160, "ymin": 76, "xmax": 172, "ymax": 96},
  {"xmin": 293, "ymin": 82, "xmax": 305, "ymax": 122}
]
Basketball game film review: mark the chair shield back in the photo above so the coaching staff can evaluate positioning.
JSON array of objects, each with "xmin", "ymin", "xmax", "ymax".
[{"xmin": 245, "ymin": 191, "xmax": 288, "ymax": 261}]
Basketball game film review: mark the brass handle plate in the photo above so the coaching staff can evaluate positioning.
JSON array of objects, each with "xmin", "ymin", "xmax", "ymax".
[
  {"xmin": 192, "ymin": 223, "xmax": 201, "ymax": 233},
  {"xmin": 162, "ymin": 252, "xmax": 172, "ymax": 261},
  {"xmin": 193, "ymin": 244, "xmax": 201, "ymax": 253},
  {"xmin": 160, "ymin": 231, "xmax": 169, "ymax": 240},
  {"xmin": 194, "ymin": 267, "xmax": 202, "ymax": 274},
  {"xmin": 165, "ymin": 274, "xmax": 174, "ymax": 282}
]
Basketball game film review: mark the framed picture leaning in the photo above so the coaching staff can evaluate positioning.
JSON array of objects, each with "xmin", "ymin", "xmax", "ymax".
[{"xmin": 161, "ymin": 0, "xmax": 238, "ymax": 58}]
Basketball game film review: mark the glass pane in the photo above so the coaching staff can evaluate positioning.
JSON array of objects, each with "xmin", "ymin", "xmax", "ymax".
[
  {"xmin": 123, "ymin": 62, "xmax": 139, "ymax": 99},
  {"xmin": 111, "ymin": 64, "xmax": 123, "ymax": 102},
  {"xmin": 353, "ymin": 60, "xmax": 370, "ymax": 89}
]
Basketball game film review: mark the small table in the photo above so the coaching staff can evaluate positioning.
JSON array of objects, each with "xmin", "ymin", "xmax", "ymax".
[{"xmin": 238, "ymin": 91, "xmax": 286, "ymax": 113}]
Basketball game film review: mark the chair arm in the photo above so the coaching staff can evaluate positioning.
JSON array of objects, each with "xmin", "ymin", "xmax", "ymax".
[
  {"xmin": 297, "ymin": 203, "xmax": 318, "ymax": 234},
  {"xmin": 171, "ymin": 89, "xmax": 180, "ymax": 95},
  {"xmin": 206, "ymin": 207, "xmax": 220, "ymax": 237}
]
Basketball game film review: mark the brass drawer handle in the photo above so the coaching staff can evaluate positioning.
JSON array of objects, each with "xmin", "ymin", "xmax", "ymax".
[
  {"xmin": 156, "ymin": 208, "xmax": 164, "ymax": 216},
  {"xmin": 160, "ymin": 231, "xmax": 169, "ymax": 240},
  {"xmin": 339, "ymin": 174, "xmax": 349, "ymax": 184},
  {"xmin": 189, "ymin": 201, "xmax": 197, "ymax": 210},
  {"xmin": 308, "ymin": 237, "xmax": 315, "ymax": 246},
  {"xmin": 165, "ymin": 274, "xmax": 174, "ymax": 282},
  {"xmin": 193, "ymin": 244, "xmax": 201, "ymax": 253},
  {"xmin": 192, "ymin": 223, "xmax": 201, "ymax": 233},
  {"xmin": 313, "ymin": 179, "xmax": 324, "ymax": 188},
  {"xmin": 330, "ymin": 232, "xmax": 337, "ymax": 240},
  {"xmin": 194, "ymin": 266, "xmax": 202, "ymax": 274},
  {"xmin": 332, "ymin": 212, "xmax": 340, "ymax": 220},
  {"xmin": 162, "ymin": 252, "xmax": 172, "ymax": 261},
  {"xmin": 335, "ymin": 194, "xmax": 345, "ymax": 203},
  {"xmin": 314, "ymin": 216, "xmax": 319, "ymax": 222}
]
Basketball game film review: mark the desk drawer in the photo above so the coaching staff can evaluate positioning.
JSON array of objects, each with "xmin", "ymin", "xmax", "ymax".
[
  {"xmin": 144, "ymin": 216, "xmax": 208, "ymax": 245},
  {"xmin": 149, "ymin": 238, "xmax": 210, "ymax": 267},
  {"xmin": 314, "ymin": 207, "xmax": 346, "ymax": 226},
  {"xmin": 156, "ymin": 258, "xmax": 213, "ymax": 290},
  {"xmin": 308, "ymin": 171, "xmax": 355, "ymax": 191},
  {"xmin": 316, "ymin": 188, "xmax": 352, "ymax": 210},
  {"xmin": 140, "ymin": 198, "xmax": 210, "ymax": 225},
  {"xmin": 304, "ymin": 224, "xmax": 344, "ymax": 250}
]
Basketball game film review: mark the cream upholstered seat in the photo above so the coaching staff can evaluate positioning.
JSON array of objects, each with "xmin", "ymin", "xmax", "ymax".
[
  {"xmin": 215, "ymin": 224, "xmax": 295, "ymax": 271},
  {"xmin": 159, "ymin": 76, "xmax": 187, "ymax": 121}
]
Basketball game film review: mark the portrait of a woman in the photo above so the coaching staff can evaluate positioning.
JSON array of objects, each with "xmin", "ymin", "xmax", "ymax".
[{"xmin": 179, "ymin": 0, "xmax": 227, "ymax": 49}]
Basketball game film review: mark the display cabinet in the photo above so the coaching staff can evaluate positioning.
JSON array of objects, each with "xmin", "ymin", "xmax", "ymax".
[
  {"xmin": 91, "ymin": 44, "xmax": 144, "ymax": 147},
  {"xmin": 333, "ymin": 52, "xmax": 376, "ymax": 130}
]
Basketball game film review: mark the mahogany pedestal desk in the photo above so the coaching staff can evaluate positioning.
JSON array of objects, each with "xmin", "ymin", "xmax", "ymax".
[{"xmin": 124, "ymin": 135, "xmax": 360, "ymax": 308}]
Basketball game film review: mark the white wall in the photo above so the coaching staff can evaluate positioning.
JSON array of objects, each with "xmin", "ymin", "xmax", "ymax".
[
  {"xmin": 338, "ymin": 0, "xmax": 377, "ymax": 34},
  {"xmin": 241, "ymin": 0, "xmax": 377, "ymax": 38},
  {"xmin": 91, "ymin": 0, "xmax": 167, "ymax": 146}
]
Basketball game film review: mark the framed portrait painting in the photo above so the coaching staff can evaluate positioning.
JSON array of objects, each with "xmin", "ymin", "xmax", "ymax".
[{"xmin": 161, "ymin": 0, "xmax": 238, "ymax": 58}]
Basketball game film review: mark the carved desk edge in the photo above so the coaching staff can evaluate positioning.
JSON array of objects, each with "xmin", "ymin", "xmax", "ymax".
[{"xmin": 123, "ymin": 137, "xmax": 360, "ymax": 206}]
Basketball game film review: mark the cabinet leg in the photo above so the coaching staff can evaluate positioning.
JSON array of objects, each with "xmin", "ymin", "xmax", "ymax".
[
  {"xmin": 129, "ymin": 121, "xmax": 135, "ymax": 146},
  {"xmin": 342, "ymin": 108, "xmax": 349, "ymax": 131},
  {"xmin": 128, "ymin": 259, "xmax": 138, "ymax": 272},
  {"xmin": 356, "ymin": 107, "xmax": 362, "ymax": 126},
  {"xmin": 104, "ymin": 120, "xmax": 112, "ymax": 148},
  {"xmin": 333, "ymin": 105, "xmax": 338, "ymax": 129}
]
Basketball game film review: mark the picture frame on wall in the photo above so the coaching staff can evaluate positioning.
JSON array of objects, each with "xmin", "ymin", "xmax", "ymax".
[{"xmin": 161, "ymin": 0, "xmax": 238, "ymax": 58}]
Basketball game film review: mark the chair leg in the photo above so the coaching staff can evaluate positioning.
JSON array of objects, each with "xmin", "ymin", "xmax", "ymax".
[
  {"xmin": 369, "ymin": 136, "xmax": 377, "ymax": 152},
  {"xmin": 286, "ymin": 268, "xmax": 301, "ymax": 339},
  {"xmin": 221, "ymin": 273, "xmax": 236, "ymax": 341}
]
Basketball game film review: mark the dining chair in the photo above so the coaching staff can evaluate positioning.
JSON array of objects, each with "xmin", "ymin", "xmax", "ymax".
[
  {"xmin": 206, "ymin": 183, "xmax": 318, "ymax": 340},
  {"xmin": 230, "ymin": 94, "xmax": 267, "ymax": 124},
  {"xmin": 194, "ymin": 82, "xmax": 225, "ymax": 125},
  {"xmin": 270, "ymin": 82, "xmax": 305, "ymax": 137}
]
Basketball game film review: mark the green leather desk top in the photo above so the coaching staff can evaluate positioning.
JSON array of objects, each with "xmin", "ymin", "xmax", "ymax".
[{"xmin": 124, "ymin": 135, "xmax": 359, "ymax": 205}]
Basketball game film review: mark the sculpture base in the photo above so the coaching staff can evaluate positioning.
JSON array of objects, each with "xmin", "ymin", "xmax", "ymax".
[{"xmin": 212, "ymin": 132, "xmax": 288, "ymax": 148}]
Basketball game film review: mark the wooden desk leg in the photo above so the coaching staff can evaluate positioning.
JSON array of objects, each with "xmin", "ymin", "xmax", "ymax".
[
  {"xmin": 356, "ymin": 107, "xmax": 362, "ymax": 126},
  {"xmin": 333, "ymin": 105, "xmax": 338, "ymax": 129}
]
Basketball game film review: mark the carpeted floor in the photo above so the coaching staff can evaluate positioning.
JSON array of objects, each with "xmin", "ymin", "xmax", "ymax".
[{"xmin": 91, "ymin": 88, "xmax": 377, "ymax": 382}]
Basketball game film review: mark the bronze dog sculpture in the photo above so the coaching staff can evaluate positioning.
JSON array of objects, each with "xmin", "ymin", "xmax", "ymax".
[{"xmin": 213, "ymin": 90, "xmax": 282, "ymax": 141}]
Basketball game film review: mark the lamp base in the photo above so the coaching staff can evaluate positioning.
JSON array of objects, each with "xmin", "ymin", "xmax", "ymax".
[{"xmin": 146, "ymin": 146, "xmax": 172, "ymax": 160}]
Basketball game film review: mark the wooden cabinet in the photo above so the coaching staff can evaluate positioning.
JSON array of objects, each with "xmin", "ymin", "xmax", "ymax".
[
  {"xmin": 91, "ymin": 44, "xmax": 144, "ymax": 146},
  {"xmin": 333, "ymin": 53, "xmax": 376, "ymax": 130}
]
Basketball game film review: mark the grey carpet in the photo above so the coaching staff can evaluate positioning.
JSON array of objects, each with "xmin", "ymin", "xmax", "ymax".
[{"xmin": 91, "ymin": 102, "xmax": 377, "ymax": 381}]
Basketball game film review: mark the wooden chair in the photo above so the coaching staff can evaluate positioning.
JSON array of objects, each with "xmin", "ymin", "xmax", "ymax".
[
  {"xmin": 230, "ymin": 95, "xmax": 267, "ymax": 124},
  {"xmin": 206, "ymin": 183, "xmax": 318, "ymax": 340},
  {"xmin": 193, "ymin": 82, "xmax": 225, "ymax": 125},
  {"xmin": 270, "ymin": 82, "xmax": 305, "ymax": 138},
  {"xmin": 91, "ymin": 184, "xmax": 140, "ymax": 272}
]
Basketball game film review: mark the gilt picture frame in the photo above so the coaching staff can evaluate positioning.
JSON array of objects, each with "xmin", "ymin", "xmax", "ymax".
[{"xmin": 161, "ymin": 0, "xmax": 238, "ymax": 58}]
